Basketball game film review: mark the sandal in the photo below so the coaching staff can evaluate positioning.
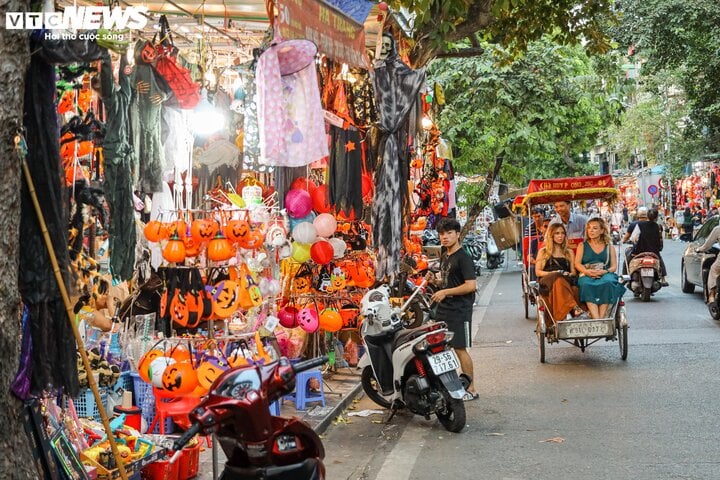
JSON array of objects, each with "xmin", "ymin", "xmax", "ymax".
[{"xmin": 463, "ymin": 392, "xmax": 479, "ymax": 402}]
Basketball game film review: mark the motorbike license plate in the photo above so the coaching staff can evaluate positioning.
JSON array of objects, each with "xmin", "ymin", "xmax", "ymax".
[
  {"xmin": 428, "ymin": 350, "xmax": 460, "ymax": 375},
  {"xmin": 641, "ymin": 268, "xmax": 654, "ymax": 276}
]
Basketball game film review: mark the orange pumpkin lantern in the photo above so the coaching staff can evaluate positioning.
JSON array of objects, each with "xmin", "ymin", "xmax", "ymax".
[
  {"xmin": 191, "ymin": 219, "xmax": 219, "ymax": 242},
  {"xmin": 183, "ymin": 234, "xmax": 202, "ymax": 258},
  {"xmin": 319, "ymin": 308, "xmax": 343, "ymax": 332},
  {"xmin": 144, "ymin": 220, "xmax": 167, "ymax": 243},
  {"xmin": 207, "ymin": 233, "xmax": 235, "ymax": 262},
  {"xmin": 166, "ymin": 220, "xmax": 188, "ymax": 239},
  {"xmin": 161, "ymin": 361, "xmax": 198, "ymax": 395},
  {"xmin": 163, "ymin": 234, "xmax": 186, "ymax": 263},
  {"xmin": 238, "ymin": 230, "xmax": 264, "ymax": 250},
  {"xmin": 137, "ymin": 348, "xmax": 164, "ymax": 383},
  {"xmin": 224, "ymin": 219, "xmax": 250, "ymax": 243},
  {"xmin": 196, "ymin": 357, "xmax": 228, "ymax": 390},
  {"xmin": 167, "ymin": 344, "xmax": 192, "ymax": 363}
]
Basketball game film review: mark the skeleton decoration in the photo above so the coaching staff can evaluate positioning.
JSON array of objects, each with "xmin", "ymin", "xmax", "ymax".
[
  {"xmin": 371, "ymin": 33, "xmax": 426, "ymax": 279},
  {"xmin": 378, "ymin": 33, "xmax": 394, "ymax": 61}
]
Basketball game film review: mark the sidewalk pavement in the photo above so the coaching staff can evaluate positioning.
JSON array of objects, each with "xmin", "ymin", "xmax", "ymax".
[{"xmin": 195, "ymin": 367, "xmax": 363, "ymax": 480}]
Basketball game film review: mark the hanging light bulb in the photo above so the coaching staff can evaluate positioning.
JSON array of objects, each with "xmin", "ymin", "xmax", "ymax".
[{"xmin": 191, "ymin": 88, "xmax": 226, "ymax": 136}]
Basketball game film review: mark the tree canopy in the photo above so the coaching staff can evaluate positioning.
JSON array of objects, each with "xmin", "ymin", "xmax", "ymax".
[
  {"xmin": 612, "ymin": 0, "xmax": 720, "ymax": 153},
  {"xmin": 428, "ymin": 38, "xmax": 621, "ymax": 209},
  {"xmin": 390, "ymin": 0, "xmax": 615, "ymax": 67}
]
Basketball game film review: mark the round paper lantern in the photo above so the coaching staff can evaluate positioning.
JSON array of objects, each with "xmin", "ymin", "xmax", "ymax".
[
  {"xmin": 291, "ymin": 242, "xmax": 311, "ymax": 263},
  {"xmin": 278, "ymin": 305, "xmax": 299, "ymax": 328},
  {"xmin": 328, "ymin": 237, "xmax": 347, "ymax": 259},
  {"xmin": 311, "ymin": 184, "xmax": 332, "ymax": 213},
  {"xmin": 297, "ymin": 307, "xmax": 319, "ymax": 333},
  {"xmin": 289, "ymin": 211, "xmax": 316, "ymax": 231},
  {"xmin": 149, "ymin": 357, "xmax": 176, "ymax": 389},
  {"xmin": 310, "ymin": 240, "xmax": 334, "ymax": 265},
  {"xmin": 285, "ymin": 189, "xmax": 313, "ymax": 219},
  {"xmin": 313, "ymin": 213, "xmax": 337, "ymax": 238},
  {"xmin": 290, "ymin": 176, "xmax": 317, "ymax": 194},
  {"xmin": 319, "ymin": 308, "xmax": 343, "ymax": 332},
  {"xmin": 292, "ymin": 222, "xmax": 317, "ymax": 244}
]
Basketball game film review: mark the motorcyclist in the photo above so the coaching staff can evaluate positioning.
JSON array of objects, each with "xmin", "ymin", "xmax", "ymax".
[
  {"xmin": 696, "ymin": 224, "xmax": 720, "ymax": 302},
  {"xmin": 626, "ymin": 208, "xmax": 668, "ymax": 286}
]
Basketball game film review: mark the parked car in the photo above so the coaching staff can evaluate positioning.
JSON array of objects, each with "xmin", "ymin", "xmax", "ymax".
[{"xmin": 681, "ymin": 215, "xmax": 719, "ymax": 294}]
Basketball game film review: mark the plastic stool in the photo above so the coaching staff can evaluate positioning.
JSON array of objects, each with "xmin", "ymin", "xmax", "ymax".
[
  {"xmin": 283, "ymin": 369, "xmax": 325, "ymax": 410},
  {"xmin": 269, "ymin": 399, "xmax": 281, "ymax": 416}
]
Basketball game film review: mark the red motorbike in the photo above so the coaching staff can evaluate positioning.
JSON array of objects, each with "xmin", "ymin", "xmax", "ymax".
[{"xmin": 170, "ymin": 356, "xmax": 328, "ymax": 479}]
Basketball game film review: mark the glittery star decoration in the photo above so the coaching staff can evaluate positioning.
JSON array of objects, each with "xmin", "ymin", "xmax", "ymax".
[{"xmin": 345, "ymin": 141, "xmax": 356, "ymax": 152}]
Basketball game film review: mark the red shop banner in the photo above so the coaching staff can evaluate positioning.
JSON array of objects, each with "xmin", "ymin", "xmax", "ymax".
[{"xmin": 277, "ymin": 0, "xmax": 370, "ymax": 69}]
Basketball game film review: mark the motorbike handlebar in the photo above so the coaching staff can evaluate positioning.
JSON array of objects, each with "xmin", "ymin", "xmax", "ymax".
[
  {"xmin": 170, "ymin": 421, "xmax": 202, "ymax": 463},
  {"xmin": 292, "ymin": 356, "xmax": 328, "ymax": 374}
]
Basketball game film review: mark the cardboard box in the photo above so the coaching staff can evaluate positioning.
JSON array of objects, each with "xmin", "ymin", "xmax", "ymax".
[{"xmin": 489, "ymin": 217, "xmax": 520, "ymax": 250}]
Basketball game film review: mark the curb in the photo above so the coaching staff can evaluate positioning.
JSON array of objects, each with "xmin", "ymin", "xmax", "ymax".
[{"xmin": 312, "ymin": 381, "xmax": 364, "ymax": 435}]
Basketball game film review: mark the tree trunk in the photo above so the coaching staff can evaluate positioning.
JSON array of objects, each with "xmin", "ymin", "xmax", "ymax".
[
  {"xmin": 460, "ymin": 155, "xmax": 504, "ymax": 239},
  {"xmin": 0, "ymin": 0, "xmax": 36, "ymax": 477}
]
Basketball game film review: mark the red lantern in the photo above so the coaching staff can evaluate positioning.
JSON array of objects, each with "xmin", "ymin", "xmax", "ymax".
[
  {"xmin": 311, "ymin": 184, "xmax": 332, "ymax": 213},
  {"xmin": 310, "ymin": 240, "xmax": 334, "ymax": 265},
  {"xmin": 290, "ymin": 176, "xmax": 318, "ymax": 195}
]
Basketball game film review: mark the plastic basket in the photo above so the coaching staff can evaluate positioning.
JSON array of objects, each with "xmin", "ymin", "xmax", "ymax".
[
  {"xmin": 141, "ymin": 458, "xmax": 179, "ymax": 480},
  {"xmin": 114, "ymin": 371, "xmax": 134, "ymax": 394},
  {"xmin": 68, "ymin": 388, "xmax": 109, "ymax": 421},
  {"xmin": 131, "ymin": 373, "xmax": 174, "ymax": 434},
  {"xmin": 177, "ymin": 444, "xmax": 200, "ymax": 480}
]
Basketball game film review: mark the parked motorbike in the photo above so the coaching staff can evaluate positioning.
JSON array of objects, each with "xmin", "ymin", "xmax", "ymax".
[
  {"xmin": 462, "ymin": 234, "xmax": 485, "ymax": 275},
  {"xmin": 484, "ymin": 234, "xmax": 504, "ymax": 270},
  {"xmin": 170, "ymin": 356, "xmax": 328, "ymax": 479},
  {"xmin": 627, "ymin": 250, "xmax": 663, "ymax": 301},
  {"xmin": 358, "ymin": 280, "xmax": 467, "ymax": 432}
]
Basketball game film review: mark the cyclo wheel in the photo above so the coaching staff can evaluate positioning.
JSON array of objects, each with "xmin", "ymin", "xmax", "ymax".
[
  {"xmin": 537, "ymin": 309, "xmax": 546, "ymax": 363},
  {"xmin": 616, "ymin": 306, "xmax": 628, "ymax": 360},
  {"xmin": 522, "ymin": 275, "xmax": 529, "ymax": 319}
]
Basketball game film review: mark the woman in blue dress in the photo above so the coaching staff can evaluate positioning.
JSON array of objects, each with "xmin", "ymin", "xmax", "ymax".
[{"xmin": 574, "ymin": 217, "xmax": 626, "ymax": 319}]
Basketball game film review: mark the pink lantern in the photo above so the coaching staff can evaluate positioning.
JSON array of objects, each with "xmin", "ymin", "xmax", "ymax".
[
  {"xmin": 297, "ymin": 307, "xmax": 319, "ymax": 333},
  {"xmin": 313, "ymin": 213, "xmax": 337, "ymax": 237},
  {"xmin": 285, "ymin": 189, "xmax": 313, "ymax": 219}
]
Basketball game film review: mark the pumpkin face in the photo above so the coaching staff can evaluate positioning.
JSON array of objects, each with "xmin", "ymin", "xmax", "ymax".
[
  {"xmin": 297, "ymin": 307, "xmax": 319, "ymax": 333},
  {"xmin": 183, "ymin": 234, "xmax": 202, "ymax": 257},
  {"xmin": 166, "ymin": 220, "xmax": 187, "ymax": 239},
  {"xmin": 170, "ymin": 293, "xmax": 189, "ymax": 326},
  {"xmin": 161, "ymin": 361, "xmax": 198, "ymax": 394},
  {"xmin": 293, "ymin": 276, "xmax": 311, "ymax": 294},
  {"xmin": 138, "ymin": 349, "xmax": 164, "ymax": 383},
  {"xmin": 224, "ymin": 219, "xmax": 250, "ymax": 243},
  {"xmin": 195, "ymin": 219, "xmax": 219, "ymax": 241},
  {"xmin": 196, "ymin": 358, "xmax": 228, "ymax": 390},
  {"xmin": 206, "ymin": 280, "xmax": 241, "ymax": 318},
  {"xmin": 140, "ymin": 41, "xmax": 157, "ymax": 63},
  {"xmin": 328, "ymin": 272, "xmax": 346, "ymax": 292}
]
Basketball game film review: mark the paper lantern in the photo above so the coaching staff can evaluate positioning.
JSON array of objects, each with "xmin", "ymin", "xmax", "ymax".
[
  {"xmin": 292, "ymin": 221, "xmax": 317, "ymax": 244},
  {"xmin": 319, "ymin": 308, "xmax": 343, "ymax": 332},
  {"xmin": 313, "ymin": 213, "xmax": 337, "ymax": 238},
  {"xmin": 285, "ymin": 189, "xmax": 313, "ymax": 219},
  {"xmin": 291, "ymin": 242, "xmax": 312, "ymax": 263},
  {"xmin": 297, "ymin": 307, "xmax": 319, "ymax": 333},
  {"xmin": 310, "ymin": 240, "xmax": 334, "ymax": 265},
  {"xmin": 328, "ymin": 237, "xmax": 347, "ymax": 259},
  {"xmin": 311, "ymin": 184, "xmax": 332, "ymax": 213},
  {"xmin": 290, "ymin": 176, "xmax": 317, "ymax": 195},
  {"xmin": 208, "ymin": 233, "xmax": 236, "ymax": 261},
  {"xmin": 289, "ymin": 211, "xmax": 316, "ymax": 230}
]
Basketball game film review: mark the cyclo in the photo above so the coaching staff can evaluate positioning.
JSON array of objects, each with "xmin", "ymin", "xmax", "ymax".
[{"xmin": 517, "ymin": 175, "xmax": 628, "ymax": 363}]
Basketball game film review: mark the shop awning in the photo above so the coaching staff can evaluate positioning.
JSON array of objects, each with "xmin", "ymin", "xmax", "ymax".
[{"xmin": 522, "ymin": 174, "xmax": 619, "ymax": 207}]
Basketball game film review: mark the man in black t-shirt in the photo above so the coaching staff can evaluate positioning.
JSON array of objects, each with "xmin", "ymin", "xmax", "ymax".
[{"xmin": 430, "ymin": 218, "xmax": 478, "ymax": 401}]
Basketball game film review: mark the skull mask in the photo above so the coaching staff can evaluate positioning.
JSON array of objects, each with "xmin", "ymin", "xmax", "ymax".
[{"xmin": 379, "ymin": 33, "xmax": 395, "ymax": 60}]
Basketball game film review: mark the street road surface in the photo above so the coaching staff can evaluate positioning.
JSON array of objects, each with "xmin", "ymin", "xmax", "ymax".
[{"xmin": 324, "ymin": 240, "xmax": 720, "ymax": 480}]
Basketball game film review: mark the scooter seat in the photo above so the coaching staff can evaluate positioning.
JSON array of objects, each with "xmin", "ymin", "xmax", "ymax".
[{"xmin": 392, "ymin": 324, "xmax": 436, "ymax": 350}]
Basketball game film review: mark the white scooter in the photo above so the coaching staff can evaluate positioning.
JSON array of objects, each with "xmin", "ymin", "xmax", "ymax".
[{"xmin": 358, "ymin": 280, "xmax": 467, "ymax": 432}]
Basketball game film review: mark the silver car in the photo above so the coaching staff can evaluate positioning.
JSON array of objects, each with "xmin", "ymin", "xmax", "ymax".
[{"xmin": 681, "ymin": 215, "xmax": 719, "ymax": 296}]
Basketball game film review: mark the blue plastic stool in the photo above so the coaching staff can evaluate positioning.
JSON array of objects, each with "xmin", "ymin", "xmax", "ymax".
[
  {"xmin": 283, "ymin": 369, "xmax": 326, "ymax": 410},
  {"xmin": 269, "ymin": 399, "xmax": 281, "ymax": 416}
]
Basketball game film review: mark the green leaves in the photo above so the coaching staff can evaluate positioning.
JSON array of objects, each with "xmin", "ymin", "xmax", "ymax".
[{"xmin": 428, "ymin": 38, "xmax": 619, "ymax": 184}]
